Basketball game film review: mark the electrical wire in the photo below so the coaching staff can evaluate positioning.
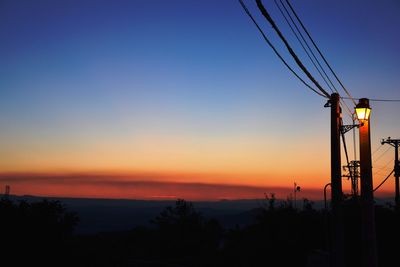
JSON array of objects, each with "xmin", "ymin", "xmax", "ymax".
[
  {"xmin": 273, "ymin": 0, "xmax": 334, "ymax": 93},
  {"xmin": 340, "ymin": 118, "xmax": 351, "ymax": 167},
  {"xmin": 278, "ymin": 0, "xmax": 356, "ymax": 118},
  {"xmin": 373, "ymin": 158, "xmax": 394, "ymax": 176},
  {"xmin": 368, "ymin": 99, "xmax": 400, "ymax": 102},
  {"xmin": 373, "ymin": 169, "xmax": 394, "ymax": 192},
  {"xmin": 274, "ymin": 0, "xmax": 354, "ymax": 118},
  {"xmin": 285, "ymin": 0, "xmax": 356, "ymax": 105},
  {"xmin": 274, "ymin": 0, "xmax": 354, "ymax": 120},
  {"xmin": 372, "ymin": 146, "xmax": 391, "ymax": 164},
  {"xmin": 255, "ymin": 0, "xmax": 331, "ymax": 98},
  {"xmin": 238, "ymin": 0, "xmax": 327, "ymax": 98},
  {"xmin": 352, "ymin": 113, "xmax": 357, "ymax": 160},
  {"xmin": 341, "ymin": 97, "xmax": 400, "ymax": 102},
  {"xmin": 372, "ymin": 144, "xmax": 384, "ymax": 156},
  {"xmin": 340, "ymin": 98, "xmax": 355, "ymax": 121},
  {"xmin": 281, "ymin": 0, "xmax": 345, "ymax": 97}
]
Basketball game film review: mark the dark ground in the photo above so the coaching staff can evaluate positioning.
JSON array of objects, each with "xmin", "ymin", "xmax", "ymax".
[{"xmin": 0, "ymin": 195, "xmax": 398, "ymax": 267}]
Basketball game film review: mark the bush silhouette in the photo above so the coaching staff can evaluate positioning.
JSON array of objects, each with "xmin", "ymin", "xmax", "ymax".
[
  {"xmin": 151, "ymin": 199, "xmax": 223, "ymax": 265},
  {"xmin": 0, "ymin": 198, "xmax": 79, "ymax": 266}
]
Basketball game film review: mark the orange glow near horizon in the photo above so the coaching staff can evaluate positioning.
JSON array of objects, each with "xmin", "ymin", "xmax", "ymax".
[
  {"xmin": 0, "ymin": 171, "xmax": 323, "ymax": 200},
  {"xmin": 1, "ymin": 127, "xmax": 397, "ymax": 201},
  {"xmin": 0, "ymin": 131, "xmax": 333, "ymax": 194},
  {"xmin": 0, "ymin": 92, "xmax": 396, "ymax": 202},
  {"xmin": 0, "ymin": 170, "xmax": 395, "ymax": 201}
]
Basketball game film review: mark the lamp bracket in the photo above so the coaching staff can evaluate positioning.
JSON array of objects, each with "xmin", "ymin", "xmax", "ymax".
[{"xmin": 340, "ymin": 124, "xmax": 360, "ymax": 134}]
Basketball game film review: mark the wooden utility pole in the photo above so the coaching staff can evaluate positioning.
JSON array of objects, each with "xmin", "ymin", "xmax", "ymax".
[
  {"xmin": 329, "ymin": 93, "xmax": 344, "ymax": 267},
  {"xmin": 381, "ymin": 137, "xmax": 400, "ymax": 209}
]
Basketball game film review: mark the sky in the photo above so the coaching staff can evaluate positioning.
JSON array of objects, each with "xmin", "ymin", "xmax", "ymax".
[{"xmin": 1, "ymin": 0, "xmax": 399, "ymax": 200}]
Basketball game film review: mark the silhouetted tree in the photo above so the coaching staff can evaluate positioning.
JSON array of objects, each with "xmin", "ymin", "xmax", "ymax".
[
  {"xmin": 220, "ymin": 195, "xmax": 326, "ymax": 267},
  {"xmin": 8, "ymin": 196, "xmax": 397, "ymax": 267},
  {"xmin": 152, "ymin": 199, "xmax": 203, "ymax": 231},
  {"xmin": 0, "ymin": 198, "xmax": 79, "ymax": 266},
  {"xmin": 302, "ymin": 198, "xmax": 314, "ymax": 211},
  {"xmin": 151, "ymin": 199, "xmax": 223, "ymax": 266}
]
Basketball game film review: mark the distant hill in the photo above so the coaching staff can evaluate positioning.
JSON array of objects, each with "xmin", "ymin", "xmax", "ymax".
[{"xmin": 1, "ymin": 194, "xmax": 394, "ymax": 234}]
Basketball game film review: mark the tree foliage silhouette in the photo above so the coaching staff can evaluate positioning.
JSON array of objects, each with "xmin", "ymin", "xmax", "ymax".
[
  {"xmin": 5, "ymin": 196, "xmax": 398, "ymax": 267},
  {"xmin": 151, "ymin": 199, "xmax": 222, "ymax": 265},
  {"xmin": 0, "ymin": 198, "xmax": 79, "ymax": 266}
]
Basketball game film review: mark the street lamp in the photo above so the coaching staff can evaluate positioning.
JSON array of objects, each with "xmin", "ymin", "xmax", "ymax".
[
  {"xmin": 340, "ymin": 98, "xmax": 371, "ymax": 135},
  {"xmin": 356, "ymin": 98, "xmax": 378, "ymax": 267},
  {"xmin": 355, "ymin": 98, "xmax": 371, "ymax": 122}
]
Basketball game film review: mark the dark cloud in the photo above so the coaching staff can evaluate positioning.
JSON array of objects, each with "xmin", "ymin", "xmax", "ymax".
[{"xmin": 0, "ymin": 173, "xmax": 322, "ymax": 200}]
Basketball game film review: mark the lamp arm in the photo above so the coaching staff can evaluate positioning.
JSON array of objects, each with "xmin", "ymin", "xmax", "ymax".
[{"xmin": 340, "ymin": 124, "xmax": 361, "ymax": 135}]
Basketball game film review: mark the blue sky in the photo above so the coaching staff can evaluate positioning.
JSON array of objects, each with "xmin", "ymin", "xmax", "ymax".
[{"xmin": 0, "ymin": 0, "xmax": 399, "ymax": 199}]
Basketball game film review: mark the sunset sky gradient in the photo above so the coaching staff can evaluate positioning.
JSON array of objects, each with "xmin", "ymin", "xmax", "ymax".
[{"xmin": 1, "ymin": 0, "xmax": 399, "ymax": 200}]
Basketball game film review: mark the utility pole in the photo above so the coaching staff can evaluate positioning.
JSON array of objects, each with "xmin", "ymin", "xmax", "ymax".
[
  {"xmin": 293, "ymin": 182, "xmax": 300, "ymax": 209},
  {"xmin": 357, "ymin": 98, "xmax": 378, "ymax": 267},
  {"xmin": 381, "ymin": 137, "xmax": 400, "ymax": 210},
  {"xmin": 328, "ymin": 93, "xmax": 345, "ymax": 267},
  {"xmin": 4, "ymin": 185, "xmax": 10, "ymax": 199},
  {"xmin": 343, "ymin": 160, "xmax": 360, "ymax": 197}
]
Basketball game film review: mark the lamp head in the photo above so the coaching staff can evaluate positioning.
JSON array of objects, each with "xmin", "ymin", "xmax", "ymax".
[{"xmin": 355, "ymin": 98, "xmax": 371, "ymax": 121}]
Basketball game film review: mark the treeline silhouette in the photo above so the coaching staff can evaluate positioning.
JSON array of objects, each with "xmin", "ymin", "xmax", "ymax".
[
  {"xmin": 1, "ymin": 195, "xmax": 400, "ymax": 267},
  {"xmin": 0, "ymin": 197, "xmax": 79, "ymax": 266}
]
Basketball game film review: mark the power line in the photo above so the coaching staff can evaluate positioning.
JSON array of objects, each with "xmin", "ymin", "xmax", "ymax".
[
  {"xmin": 341, "ymin": 97, "xmax": 400, "ymax": 102},
  {"xmin": 368, "ymin": 99, "xmax": 400, "ymax": 102},
  {"xmin": 273, "ymin": 0, "xmax": 353, "ymax": 120},
  {"xmin": 340, "ymin": 98, "xmax": 355, "ymax": 121},
  {"xmin": 255, "ymin": 0, "xmax": 330, "ymax": 98},
  {"xmin": 373, "ymin": 169, "xmax": 394, "ymax": 192},
  {"xmin": 372, "ymin": 144, "xmax": 383, "ymax": 155},
  {"xmin": 352, "ymin": 113, "xmax": 357, "ymax": 160},
  {"xmin": 340, "ymin": 118, "xmax": 351, "ymax": 167},
  {"xmin": 273, "ymin": 0, "xmax": 334, "ymax": 93},
  {"xmin": 285, "ymin": 0, "xmax": 356, "ymax": 105},
  {"xmin": 373, "ymin": 158, "xmax": 393, "ymax": 176},
  {"xmin": 275, "ymin": 0, "xmax": 353, "ymax": 119},
  {"xmin": 372, "ymin": 146, "xmax": 391, "ymax": 164},
  {"xmin": 276, "ymin": 0, "xmax": 355, "ymax": 118},
  {"xmin": 277, "ymin": 0, "xmax": 346, "ymax": 99},
  {"xmin": 238, "ymin": 0, "xmax": 327, "ymax": 98}
]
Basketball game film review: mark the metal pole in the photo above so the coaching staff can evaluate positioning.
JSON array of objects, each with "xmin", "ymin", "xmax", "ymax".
[
  {"xmin": 394, "ymin": 142, "xmax": 399, "ymax": 209},
  {"xmin": 330, "ymin": 93, "xmax": 344, "ymax": 267},
  {"xmin": 381, "ymin": 138, "xmax": 400, "ymax": 209},
  {"xmin": 323, "ymin": 182, "xmax": 332, "ymax": 252},
  {"xmin": 294, "ymin": 182, "xmax": 297, "ymax": 210},
  {"xmin": 324, "ymin": 183, "xmax": 331, "ymax": 210},
  {"xmin": 359, "ymin": 98, "xmax": 378, "ymax": 267}
]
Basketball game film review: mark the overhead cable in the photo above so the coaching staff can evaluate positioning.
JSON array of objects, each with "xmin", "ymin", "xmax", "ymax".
[
  {"xmin": 373, "ymin": 158, "xmax": 394, "ymax": 176},
  {"xmin": 255, "ymin": 0, "xmax": 331, "ymax": 98},
  {"xmin": 274, "ymin": 0, "xmax": 354, "ymax": 119},
  {"xmin": 340, "ymin": 118, "xmax": 351, "ymax": 167},
  {"xmin": 285, "ymin": 0, "xmax": 356, "ymax": 105},
  {"xmin": 341, "ymin": 97, "xmax": 400, "ymax": 102},
  {"xmin": 372, "ymin": 146, "xmax": 391, "ymax": 164},
  {"xmin": 276, "ymin": 0, "xmax": 354, "ymax": 118},
  {"xmin": 372, "ymin": 144, "xmax": 383, "ymax": 156},
  {"xmin": 238, "ymin": 0, "xmax": 327, "ymax": 98},
  {"xmin": 373, "ymin": 169, "xmax": 395, "ymax": 192},
  {"xmin": 273, "ymin": 0, "xmax": 334, "ymax": 94},
  {"xmin": 352, "ymin": 113, "xmax": 357, "ymax": 160}
]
